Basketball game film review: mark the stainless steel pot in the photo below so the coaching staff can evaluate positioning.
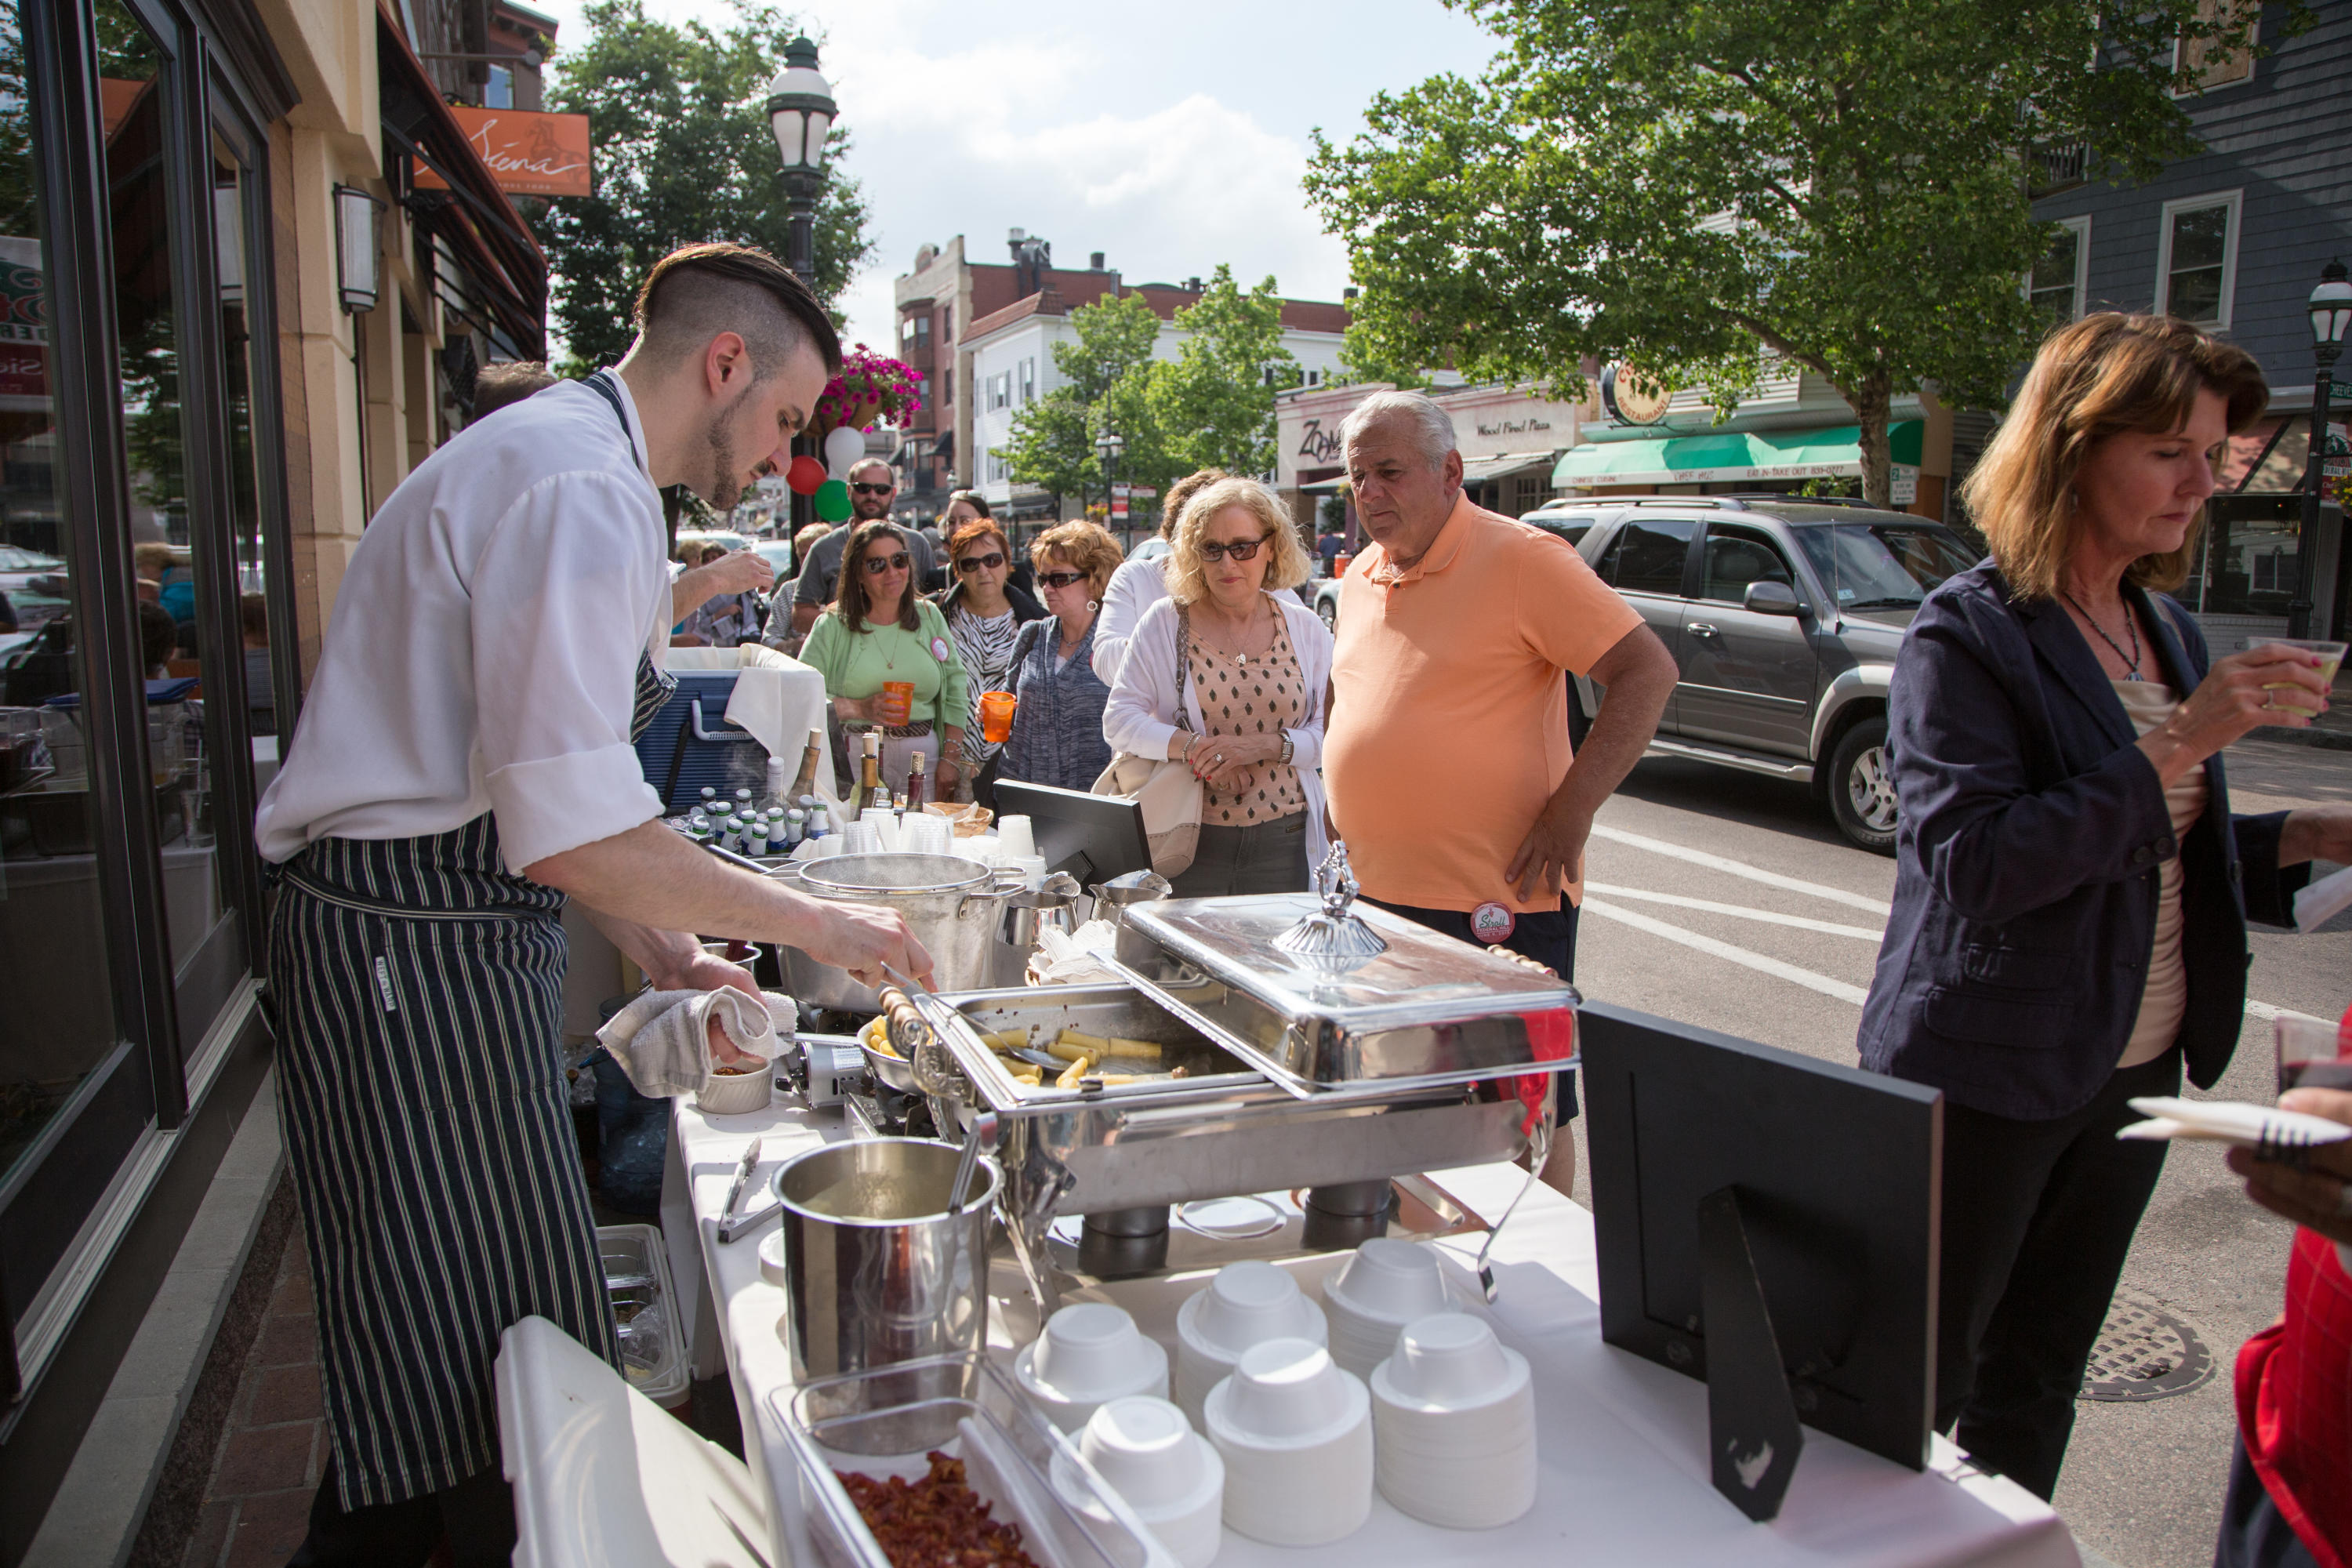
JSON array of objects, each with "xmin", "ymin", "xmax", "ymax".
[
  {"xmin": 772, "ymin": 1138, "xmax": 1000, "ymax": 1378},
  {"xmin": 783, "ymin": 852, "xmax": 1025, "ymax": 1011},
  {"xmin": 986, "ymin": 872, "xmax": 1081, "ymax": 986}
]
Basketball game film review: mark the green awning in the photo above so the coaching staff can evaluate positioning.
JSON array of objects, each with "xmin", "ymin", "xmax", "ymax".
[{"xmin": 1553, "ymin": 420, "xmax": 1923, "ymax": 488}]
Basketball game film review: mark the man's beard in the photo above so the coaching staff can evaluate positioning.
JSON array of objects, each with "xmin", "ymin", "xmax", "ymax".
[
  {"xmin": 698, "ymin": 383, "xmax": 757, "ymax": 510},
  {"xmin": 853, "ymin": 492, "xmax": 891, "ymax": 521}
]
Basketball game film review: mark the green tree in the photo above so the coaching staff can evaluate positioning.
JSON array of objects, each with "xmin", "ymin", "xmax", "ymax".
[
  {"xmin": 1145, "ymin": 264, "xmax": 1299, "ymax": 477},
  {"xmin": 540, "ymin": 0, "xmax": 874, "ymax": 373},
  {"xmin": 1307, "ymin": 0, "xmax": 2282, "ymax": 506}
]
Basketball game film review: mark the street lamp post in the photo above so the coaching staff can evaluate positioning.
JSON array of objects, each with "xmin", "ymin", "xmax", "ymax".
[
  {"xmin": 766, "ymin": 37, "xmax": 837, "ymax": 539},
  {"xmin": 2289, "ymin": 259, "xmax": 2350, "ymax": 640},
  {"xmin": 1096, "ymin": 429, "xmax": 1126, "ymax": 547}
]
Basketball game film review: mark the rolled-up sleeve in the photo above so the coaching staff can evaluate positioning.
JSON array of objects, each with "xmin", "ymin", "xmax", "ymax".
[{"xmin": 470, "ymin": 473, "xmax": 667, "ymax": 870}]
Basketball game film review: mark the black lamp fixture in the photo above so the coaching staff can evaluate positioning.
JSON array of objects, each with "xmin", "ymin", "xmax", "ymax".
[
  {"xmin": 333, "ymin": 185, "xmax": 386, "ymax": 314},
  {"xmin": 2289, "ymin": 260, "xmax": 2350, "ymax": 639},
  {"xmin": 765, "ymin": 37, "xmax": 837, "ymax": 285}
]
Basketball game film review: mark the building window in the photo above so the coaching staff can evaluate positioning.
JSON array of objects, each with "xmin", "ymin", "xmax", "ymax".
[
  {"xmin": 1018, "ymin": 357, "xmax": 1035, "ymax": 405},
  {"xmin": 914, "ymin": 316, "xmax": 931, "ymax": 349},
  {"xmin": 901, "ymin": 316, "xmax": 914, "ymax": 344},
  {"xmin": 1305, "ymin": 368, "xmax": 1321, "ymax": 387},
  {"xmin": 2173, "ymin": 0, "xmax": 2255, "ymax": 93},
  {"xmin": 485, "ymin": 64, "xmax": 514, "ymax": 108},
  {"xmin": 986, "ymin": 449, "xmax": 1009, "ymax": 483},
  {"xmin": 986, "ymin": 372, "xmax": 1012, "ymax": 412},
  {"xmin": 2154, "ymin": 191, "xmax": 2241, "ymax": 328},
  {"xmin": 2027, "ymin": 216, "xmax": 2089, "ymax": 322},
  {"xmin": 942, "ymin": 366, "xmax": 952, "ymax": 404}
]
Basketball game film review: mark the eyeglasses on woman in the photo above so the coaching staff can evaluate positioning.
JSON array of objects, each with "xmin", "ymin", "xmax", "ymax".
[
  {"xmin": 1200, "ymin": 534, "xmax": 1272, "ymax": 562},
  {"xmin": 862, "ymin": 551, "xmax": 911, "ymax": 574}
]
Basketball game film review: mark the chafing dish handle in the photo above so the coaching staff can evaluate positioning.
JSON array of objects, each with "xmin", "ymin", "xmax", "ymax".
[{"xmin": 1098, "ymin": 954, "xmax": 1323, "ymax": 1102}]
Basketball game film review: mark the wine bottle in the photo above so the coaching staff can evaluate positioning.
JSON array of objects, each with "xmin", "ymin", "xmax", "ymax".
[
  {"xmin": 903, "ymin": 750, "xmax": 927, "ymax": 815},
  {"xmin": 788, "ymin": 728, "xmax": 824, "ymax": 801},
  {"xmin": 760, "ymin": 756, "xmax": 789, "ymax": 816},
  {"xmin": 859, "ymin": 731, "xmax": 890, "ymax": 813}
]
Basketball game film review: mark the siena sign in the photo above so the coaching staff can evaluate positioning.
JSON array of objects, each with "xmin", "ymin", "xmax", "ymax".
[{"xmin": 416, "ymin": 108, "xmax": 593, "ymax": 198}]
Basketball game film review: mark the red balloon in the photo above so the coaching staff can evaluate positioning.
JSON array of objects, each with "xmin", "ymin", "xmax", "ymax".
[{"xmin": 786, "ymin": 454, "xmax": 827, "ymax": 495}]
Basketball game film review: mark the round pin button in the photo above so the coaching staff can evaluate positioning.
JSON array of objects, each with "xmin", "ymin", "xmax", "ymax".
[{"xmin": 1469, "ymin": 902, "xmax": 1516, "ymax": 944}]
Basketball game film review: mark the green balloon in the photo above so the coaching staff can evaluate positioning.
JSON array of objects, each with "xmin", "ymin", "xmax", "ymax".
[{"xmin": 814, "ymin": 478, "xmax": 852, "ymax": 522}]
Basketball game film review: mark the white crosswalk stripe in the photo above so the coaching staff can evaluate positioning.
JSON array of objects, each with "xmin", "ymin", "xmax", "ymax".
[
  {"xmin": 1590, "ymin": 823, "xmax": 1895, "ymax": 916},
  {"xmin": 1583, "ymin": 882, "xmax": 1886, "ymax": 941}
]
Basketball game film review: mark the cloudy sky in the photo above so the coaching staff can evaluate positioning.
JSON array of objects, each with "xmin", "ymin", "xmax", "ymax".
[{"xmin": 524, "ymin": 0, "xmax": 1504, "ymax": 352}]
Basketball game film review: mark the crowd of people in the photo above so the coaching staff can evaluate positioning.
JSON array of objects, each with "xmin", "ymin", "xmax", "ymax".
[{"xmin": 247, "ymin": 234, "xmax": 2352, "ymax": 1566}]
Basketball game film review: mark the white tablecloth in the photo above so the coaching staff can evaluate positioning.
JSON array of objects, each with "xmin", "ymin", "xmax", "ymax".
[
  {"xmin": 661, "ymin": 646, "xmax": 844, "ymax": 813},
  {"xmin": 667, "ymin": 1096, "xmax": 2078, "ymax": 1568}
]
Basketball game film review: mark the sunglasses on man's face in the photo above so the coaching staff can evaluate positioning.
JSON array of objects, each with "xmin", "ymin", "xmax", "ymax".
[
  {"xmin": 862, "ymin": 552, "xmax": 911, "ymax": 574},
  {"xmin": 851, "ymin": 481, "xmax": 894, "ymax": 496},
  {"xmin": 955, "ymin": 553, "xmax": 1007, "ymax": 573},
  {"xmin": 1036, "ymin": 570, "xmax": 1086, "ymax": 590},
  {"xmin": 1200, "ymin": 534, "xmax": 1272, "ymax": 563}
]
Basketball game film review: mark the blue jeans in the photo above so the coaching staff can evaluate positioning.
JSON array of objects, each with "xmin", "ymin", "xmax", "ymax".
[{"xmin": 2215, "ymin": 1438, "xmax": 2321, "ymax": 1568}]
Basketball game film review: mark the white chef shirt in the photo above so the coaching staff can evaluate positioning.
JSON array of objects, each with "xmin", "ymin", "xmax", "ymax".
[{"xmin": 253, "ymin": 374, "xmax": 672, "ymax": 873}]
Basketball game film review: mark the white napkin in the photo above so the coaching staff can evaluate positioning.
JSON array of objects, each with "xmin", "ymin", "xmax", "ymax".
[
  {"xmin": 596, "ymin": 987, "xmax": 794, "ymax": 1098},
  {"xmin": 2295, "ymin": 862, "xmax": 2352, "ymax": 933},
  {"xmin": 2117, "ymin": 1095, "xmax": 2352, "ymax": 1150}
]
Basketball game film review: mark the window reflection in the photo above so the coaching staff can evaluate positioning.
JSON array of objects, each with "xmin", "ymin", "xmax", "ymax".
[{"xmin": 0, "ymin": 0, "xmax": 123, "ymax": 1183}]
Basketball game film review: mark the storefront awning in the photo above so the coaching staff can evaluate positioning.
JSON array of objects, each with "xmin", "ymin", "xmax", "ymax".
[
  {"xmin": 1554, "ymin": 420, "xmax": 1924, "ymax": 489},
  {"xmin": 1461, "ymin": 452, "xmax": 1555, "ymax": 485}
]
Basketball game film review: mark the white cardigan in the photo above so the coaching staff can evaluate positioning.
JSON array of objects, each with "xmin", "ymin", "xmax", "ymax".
[{"xmin": 1102, "ymin": 591, "xmax": 1334, "ymax": 861}]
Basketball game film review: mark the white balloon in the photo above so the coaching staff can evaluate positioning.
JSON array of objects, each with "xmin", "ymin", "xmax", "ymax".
[{"xmin": 824, "ymin": 424, "xmax": 869, "ymax": 477}]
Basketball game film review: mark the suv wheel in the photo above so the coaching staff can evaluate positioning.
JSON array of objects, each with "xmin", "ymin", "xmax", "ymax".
[
  {"xmin": 1316, "ymin": 594, "xmax": 1338, "ymax": 631},
  {"xmin": 1827, "ymin": 717, "xmax": 1899, "ymax": 855}
]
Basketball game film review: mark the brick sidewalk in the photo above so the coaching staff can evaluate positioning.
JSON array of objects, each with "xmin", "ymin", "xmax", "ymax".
[{"xmin": 180, "ymin": 1239, "xmax": 325, "ymax": 1568}]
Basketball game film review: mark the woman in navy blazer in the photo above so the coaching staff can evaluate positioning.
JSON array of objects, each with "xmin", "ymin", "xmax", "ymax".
[{"xmin": 1858, "ymin": 314, "xmax": 2352, "ymax": 1501}]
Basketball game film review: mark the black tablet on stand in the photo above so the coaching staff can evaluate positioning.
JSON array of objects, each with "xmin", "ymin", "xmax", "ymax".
[{"xmin": 1580, "ymin": 1002, "xmax": 1942, "ymax": 1522}]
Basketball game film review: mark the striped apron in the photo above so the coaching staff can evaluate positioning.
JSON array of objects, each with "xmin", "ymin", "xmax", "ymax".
[{"xmin": 274, "ymin": 375, "xmax": 677, "ymax": 1509}]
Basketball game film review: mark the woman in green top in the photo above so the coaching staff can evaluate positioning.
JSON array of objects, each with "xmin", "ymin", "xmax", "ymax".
[{"xmin": 800, "ymin": 520, "xmax": 970, "ymax": 801}]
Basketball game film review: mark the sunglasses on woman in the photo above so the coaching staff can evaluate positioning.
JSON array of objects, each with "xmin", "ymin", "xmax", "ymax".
[
  {"xmin": 1036, "ymin": 570, "xmax": 1087, "ymax": 590},
  {"xmin": 1200, "ymin": 534, "xmax": 1272, "ymax": 562},
  {"xmin": 955, "ymin": 553, "xmax": 1007, "ymax": 572},
  {"xmin": 862, "ymin": 551, "xmax": 911, "ymax": 574}
]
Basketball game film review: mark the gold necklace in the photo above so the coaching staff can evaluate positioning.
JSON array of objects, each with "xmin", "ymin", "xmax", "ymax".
[{"xmin": 1200, "ymin": 601, "xmax": 1274, "ymax": 666}]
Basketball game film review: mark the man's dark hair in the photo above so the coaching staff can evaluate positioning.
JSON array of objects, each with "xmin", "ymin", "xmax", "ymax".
[
  {"xmin": 471, "ymin": 361, "xmax": 556, "ymax": 419},
  {"xmin": 633, "ymin": 242, "xmax": 844, "ymax": 383},
  {"xmin": 137, "ymin": 600, "xmax": 176, "ymax": 675}
]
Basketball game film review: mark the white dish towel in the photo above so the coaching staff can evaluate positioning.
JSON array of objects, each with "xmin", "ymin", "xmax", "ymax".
[{"xmin": 597, "ymin": 987, "xmax": 794, "ymax": 1098}]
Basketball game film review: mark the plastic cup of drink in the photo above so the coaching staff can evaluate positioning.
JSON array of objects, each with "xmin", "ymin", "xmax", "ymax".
[
  {"xmin": 980, "ymin": 691, "xmax": 1017, "ymax": 743},
  {"xmin": 2256, "ymin": 639, "xmax": 2345, "ymax": 717},
  {"xmin": 2276, "ymin": 1013, "xmax": 2352, "ymax": 1094},
  {"xmin": 880, "ymin": 681, "xmax": 916, "ymax": 727}
]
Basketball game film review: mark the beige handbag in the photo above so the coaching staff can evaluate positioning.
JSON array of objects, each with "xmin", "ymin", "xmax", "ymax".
[{"xmin": 1091, "ymin": 609, "xmax": 1203, "ymax": 877}]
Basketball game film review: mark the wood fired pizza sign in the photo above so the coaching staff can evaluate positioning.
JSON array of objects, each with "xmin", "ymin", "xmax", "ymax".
[{"xmin": 415, "ymin": 108, "xmax": 593, "ymax": 199}]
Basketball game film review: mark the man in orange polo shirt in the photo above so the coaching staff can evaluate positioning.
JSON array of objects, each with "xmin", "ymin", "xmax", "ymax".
[{"xmin": 1325, "ymin": 392, "xmax": 1675, "ymax": 1185}]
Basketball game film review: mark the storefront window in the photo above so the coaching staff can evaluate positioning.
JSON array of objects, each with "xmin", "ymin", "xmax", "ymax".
[
  {"xmin": 0, "ymin": 0, "xmax": 125, "ymax": 1184},
  {"xmin": 102, "ymin": 0, "xmax": 246, "ymax": 1041},
  {"xmin": 213, "ymin": 135, "xmax": 271, "ymax": 741}
]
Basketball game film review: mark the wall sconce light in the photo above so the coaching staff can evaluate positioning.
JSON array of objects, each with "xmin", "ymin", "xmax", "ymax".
[{"xmin": 335, "ymin": 185, "xmax": 385, "ymax": 314}]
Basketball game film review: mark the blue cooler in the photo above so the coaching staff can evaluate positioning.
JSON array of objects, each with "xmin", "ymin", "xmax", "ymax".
[{"xmin": 633, "ymin": 670, "xmax": 766, "ymax": 815}]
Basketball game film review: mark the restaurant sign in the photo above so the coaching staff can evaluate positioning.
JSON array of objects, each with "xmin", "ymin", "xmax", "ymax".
[
  {"xmin": 0, "ymin": 236, "xmax": 47, "ymax": 404},
  {"xmin": 415, "ymin": 108, "xmax": 593, "ymax": 198}
]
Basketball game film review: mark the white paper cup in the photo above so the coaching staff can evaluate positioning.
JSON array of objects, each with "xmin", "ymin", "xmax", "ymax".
[
  {"xmin": 1014, "ymin": 1303, "xmax": 1171, "ymax": 1433},
  {"xmin": 1059, "ymin": 1397, "xmax": 1226, "ymax": 1568},
  {"xmin": 1206, "ymin": 1340, "xmax": 1372, "ymax": 1545},
  {"xmin": 996, "ymin": 814, "xmax": 1036, "ymax": 861},
  {"xmin": 1369, "ymin": 1313, "xmax": 1537, "ymax": 1530},
  {"xmin": 1174, "ymin": 1261, "xmax": 1328, "ymax": 1428}
]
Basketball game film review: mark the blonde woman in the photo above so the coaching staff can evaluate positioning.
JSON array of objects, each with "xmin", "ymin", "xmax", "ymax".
[
  {"xmin": 1103, "ymin": 477, "xmax": 1332, "ymax": 895},
  {"xmin": 1857, "ymin": 313, "xmax": 2352, "ymax": 1500}
]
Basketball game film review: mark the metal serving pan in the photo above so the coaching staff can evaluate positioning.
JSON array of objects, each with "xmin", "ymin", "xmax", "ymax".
[{"xmin": 1113, "ymin": 894, "xmax": 1579, "ymax": 1098}]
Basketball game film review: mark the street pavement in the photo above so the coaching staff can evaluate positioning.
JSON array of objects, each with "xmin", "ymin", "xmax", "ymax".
[{"xmin": 1565, "ymin": 735, "xmax": 2352, "ymax": 1568}]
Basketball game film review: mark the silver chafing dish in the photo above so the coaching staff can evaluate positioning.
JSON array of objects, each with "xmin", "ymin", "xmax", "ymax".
[{"xmin": 895, "ymin": 844, "xmax": 1579, "ymax": 1312}]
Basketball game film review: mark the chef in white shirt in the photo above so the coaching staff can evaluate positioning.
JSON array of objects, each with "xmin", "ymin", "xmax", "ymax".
[{"xmin": 252, "ymin": 242, "xmax": 928, "ymax": 1565}]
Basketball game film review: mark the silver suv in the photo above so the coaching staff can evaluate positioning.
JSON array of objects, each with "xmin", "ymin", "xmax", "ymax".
[{"xmin": 1541, "ymin": 495, "xmax": 1977, "ymax": 853}]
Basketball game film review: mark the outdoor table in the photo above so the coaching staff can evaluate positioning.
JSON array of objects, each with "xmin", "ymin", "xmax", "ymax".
[{"xmin": 667, "ymin": 1094, "xmax": 2078, "ymax": 1567}]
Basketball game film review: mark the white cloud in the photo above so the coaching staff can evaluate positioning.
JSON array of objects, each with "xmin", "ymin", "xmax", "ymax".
[{"xmin": 522, "ymin": 0, "xmax": 1498, "ymax": 353}]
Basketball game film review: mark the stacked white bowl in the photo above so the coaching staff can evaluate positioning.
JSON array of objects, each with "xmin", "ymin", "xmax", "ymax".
[
  {"xmin": 1065, "ymin": 1396, "xmax": 1225, "ymax": 1568},
  {"xmin": 1203, "ymin": 1338, "xmax": 1374, "ymax": 1545},
  {"xmin": 1368, "ymin": 1312, "xmax": 1537, "ymax": 1529},
  {"xmin": 1321, "ymin": 1238, "xmax": 1457, "ymax": 1379},
  {"xmin": 1173, "ymin": 1261, "xmax": 1328, "ymax": 1428},
  {"xmin": 1012, "ymin": 1301, "xmax": 1171, "ymax": 1433}
]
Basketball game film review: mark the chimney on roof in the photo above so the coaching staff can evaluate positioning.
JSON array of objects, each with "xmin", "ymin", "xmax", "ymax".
[
  {"xmin": 1009, "ymin": 227, "xmax": 1025, "ymax": 243},
  {"xmin": 1185, "ymin": 276, "xmax": 1203, "ymax": 292},
  {"xmin": 1089, "ymin": 251, "xmax": 1105, "ymax": 270}
]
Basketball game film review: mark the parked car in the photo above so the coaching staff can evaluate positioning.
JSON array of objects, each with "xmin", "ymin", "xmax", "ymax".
[{"xmin": 1560, "ymin": 495, "xmax": 1979, "ymax": 853}]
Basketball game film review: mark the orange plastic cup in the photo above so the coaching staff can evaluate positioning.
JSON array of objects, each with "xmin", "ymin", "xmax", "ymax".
[
  {"xmin": 979, "ymin": 691, "xmax": 1016, "ymax": 743},
  {"xmin": 879, "ymin": 681, "xmax": 914, "ymax": 727}
]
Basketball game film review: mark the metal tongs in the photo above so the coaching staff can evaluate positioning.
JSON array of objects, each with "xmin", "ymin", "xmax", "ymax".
[{"xmin": 1472, "ymin": 1098, "xmax": 1555, "ymax": 1303}]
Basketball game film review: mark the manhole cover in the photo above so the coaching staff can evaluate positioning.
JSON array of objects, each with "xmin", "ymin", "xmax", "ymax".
[{"xmin": 2078, "ymin": 1287, "xmax": 2214, "ymax": 1402}]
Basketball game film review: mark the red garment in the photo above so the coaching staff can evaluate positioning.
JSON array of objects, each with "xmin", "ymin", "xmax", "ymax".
[{"xmin": 2236, "ymin": 1225, "xmax": 2352, "ymax": 1567}]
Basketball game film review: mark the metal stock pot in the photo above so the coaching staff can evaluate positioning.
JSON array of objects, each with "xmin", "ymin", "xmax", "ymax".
[{"xmin": 784, "ymin": 851, "xmax": 1025, "ymax": 1011}]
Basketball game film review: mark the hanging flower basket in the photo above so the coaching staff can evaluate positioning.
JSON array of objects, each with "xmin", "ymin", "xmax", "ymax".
[{"xmin": 811, "ymin": 344, "xmax": 924, "ymax": 439}]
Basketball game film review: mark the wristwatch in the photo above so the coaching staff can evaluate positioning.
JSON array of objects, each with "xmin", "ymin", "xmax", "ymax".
[{"xmin": 1277, "ymin": 732, "xmax": 1294, "ymax": 766}]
